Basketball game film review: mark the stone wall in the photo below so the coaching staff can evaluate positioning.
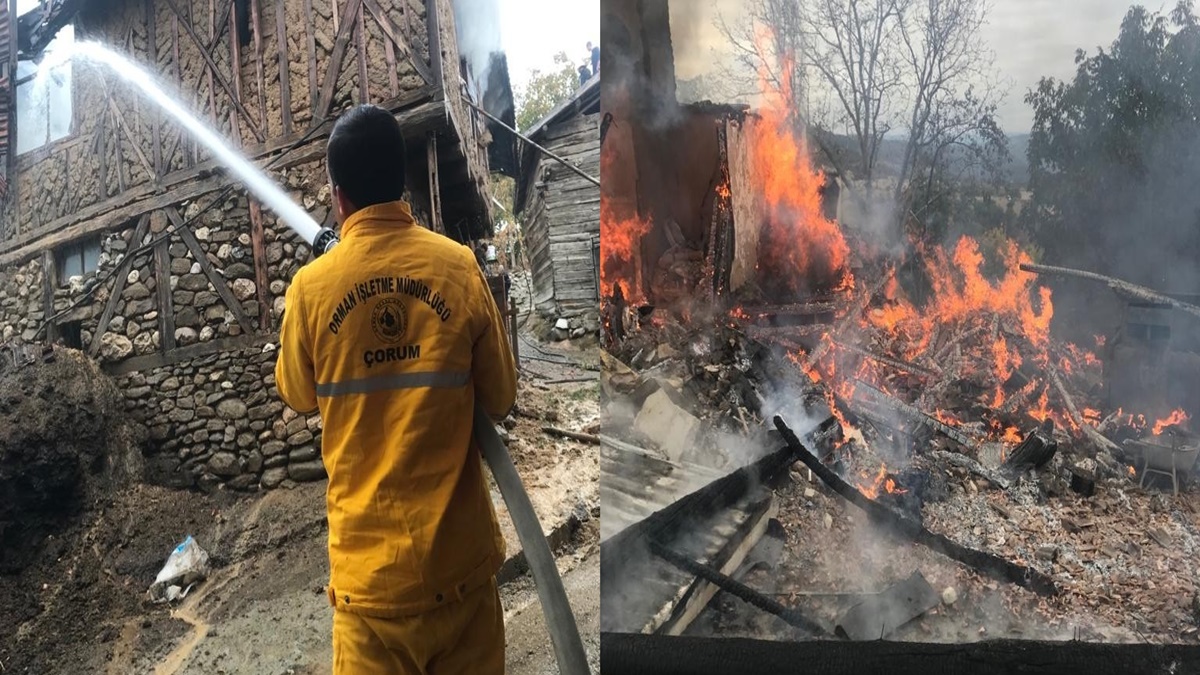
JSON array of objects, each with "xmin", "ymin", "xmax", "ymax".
[
  {"xmin": 118, "ymin": 345, "xmax": 325, "ymax": 491},
  {"xmin": 0, "ymin": 153, "xmax": 441, "ymax": 491}
]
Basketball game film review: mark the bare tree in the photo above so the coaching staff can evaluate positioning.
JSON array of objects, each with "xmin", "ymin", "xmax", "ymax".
[{"xmin": 716, "ymin": 0, "xmax": 1006, "ymax": 237}]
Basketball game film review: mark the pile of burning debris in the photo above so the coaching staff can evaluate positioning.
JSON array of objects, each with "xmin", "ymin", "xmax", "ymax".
[{"xmin": 602, "ymin": 247, "xmax": 1200, "ymax": 641}]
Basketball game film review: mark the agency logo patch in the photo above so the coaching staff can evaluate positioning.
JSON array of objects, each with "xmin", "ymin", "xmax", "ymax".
[{"xmin": 370, "ymin": 298, "xmax": 408, "ymax": 344}]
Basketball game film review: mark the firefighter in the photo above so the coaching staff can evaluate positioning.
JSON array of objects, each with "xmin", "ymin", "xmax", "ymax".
[{"xmin": 275, "ymin": 104, "xmax": 517, "ymax": 674}]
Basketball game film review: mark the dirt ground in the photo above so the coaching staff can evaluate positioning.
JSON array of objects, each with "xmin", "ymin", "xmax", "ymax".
[{"xmin": 0, "ymin": 327, "xmax": 600, "ymax": 674}]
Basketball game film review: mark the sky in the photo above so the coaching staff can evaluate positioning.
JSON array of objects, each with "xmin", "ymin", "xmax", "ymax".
[
  {"xmin": 671, "ymin": 0, "xmax": 1148, "ymax": 133},
  {"xmin": 499, "ymin": 0, "xmax": 600, "ymax": 92}
]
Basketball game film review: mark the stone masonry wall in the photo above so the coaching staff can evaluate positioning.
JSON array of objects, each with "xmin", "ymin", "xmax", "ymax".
[{"xmin": 0, "ymin": 155, "xmax": 438, "ymax": 491}]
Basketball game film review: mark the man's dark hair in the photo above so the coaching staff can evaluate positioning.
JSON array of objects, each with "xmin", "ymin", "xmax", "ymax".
[{"xmin": 327, "ymin": 104, "xmax": 407, "ymax": 209}]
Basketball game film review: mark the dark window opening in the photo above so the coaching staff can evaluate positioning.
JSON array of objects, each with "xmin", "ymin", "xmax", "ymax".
[
  {"xmin": 1128, "ymin": 322, "xmax": 1171, "ymax": 343},
  {"xmin": 57, "ymin": 236, "xmax": 101, "ymax": 286},
  {"xmin": 59, "ymin": 320, "xmax": 82, "ymax": 350},
  {"xmin": 234, "ymin": 0, "xmax": 252, "ymax": 47}
]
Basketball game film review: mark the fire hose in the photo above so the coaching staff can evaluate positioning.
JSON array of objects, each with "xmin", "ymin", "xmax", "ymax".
[{"xmin": 310, "ymin": 232, "xmax": 592, "ymax": 675}]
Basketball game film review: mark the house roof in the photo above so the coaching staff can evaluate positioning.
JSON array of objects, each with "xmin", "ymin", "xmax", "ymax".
[
  {"xmin": 513, "ymin": 75, "xmax": 600, "ymax": 215},
  {"xmin": 521, "ymin": 72, "xmax": 600, "ymax": 141}
]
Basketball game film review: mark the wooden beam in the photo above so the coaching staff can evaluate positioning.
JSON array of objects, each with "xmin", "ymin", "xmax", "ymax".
[
  {"xmin": 303, "ymin": 0, "xmax": 317, "ymax": 113},
  {"xmin": 0, "ymin": 87, "xmax": 442, "ymax": 266},
  {"xmin": 355, "ymin": 1, "xmax": 368, "ymax": 102},
  {"xmin": 248, "ymin": 201, "xmax": 272, "ymax": 332},
  {"xmin": 103, "ymin": 331, "xmax": 276, "ymax": 376},
  {"xmin": 251, "ymin": 0, "xmax": 267, "ymax": 132},
  {"xmin": 228, "ymin": 0, "xmax": 245, "ymax": 143},
  {"xmin": 163, "ymin": 206, "xmax": 257, "ymax": 335},
  {"xmin": 154, "ymin": 216, "xmax": 177, "ymax": 352},
  {"xmin": 147, "ymin": 0, "xmax": 162, "ymax": 180},
  {"xmin": 315, "ymin": 0, "xmax": 363, "ymax": 118},
  {"xmin": 276, "ymin": 0, "xmax": 293, "ymax": 134},
  {"xmin": 96, "ymin": 111, "xmax": 109, "ymax": 199},
  {"xmin": 161, "ymin": 0, "xmax": 264, "ymax": 142},
  {"xmin": 425, "ymin": 0, "xmax": 441, "ymax": 89},
  {"xmin": 90, "ymin": 214, "xmax": 151, "ymax": 358},
  {"xmin": 41, "ymin": 250, "xmax": 58, "ymax": 344},
  {"xmin": 108, "ymin": 97, "xmax": 157, "ymax": 181},
  {"xmin": 362, "ymin": 0, "xmax": 432, "ymax": 84},
  {"xmin": 427, "ymin": 131, "xmax": 443, "ymax": 234},
  {"xmin": 382, "ymin": 7, "xmax": 398, "ymax": 96},
  {"xmin": 660, "ymin": 497, "xmax": 777, "ymax": 636}
]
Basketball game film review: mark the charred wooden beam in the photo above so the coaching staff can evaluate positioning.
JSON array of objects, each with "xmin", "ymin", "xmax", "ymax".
[
  {"xmin": 1021, "ymin": 262, "xmax": 1200, "ymax": 321},
  {"xmin": 1003, "ymin": 420, "xmax": 1058, "ymax": 472},
  {"xmin": 164, "ymin": 206, "xmax": 256, "ymax": 335},
  {"xmin": 1046, "ymin": 361, "xmax": 1121, "ymax": 466},
  {"xmin": 775, "ymin": 416, "xmax": 1058, "ymax": 596},
  {"xmin": 162, "ymin": 0, "xmax": 264, "ymax": 142},
  {"xmin": 927, "ymin": 450, "xmax": 1013, "ymax": 490},
  {"xmin": 798, "ymin": 269, "xmax": 893, "ymax": 375},
  {"xmin": 541, "ymin": 426, "xmax": 600, "ymax": 444},
  {"xmin": 648, "ymin": 538, "xmax": 830, "ymax": 636},
  {"xmin": 853, "ymin": 380, "xmax": 982, "ymax": 450},
  {"xmin": 831, "ymin": 340, "xmax": 940, "ymax": 378},
  {"xmin": 659, "ymin": 497, "xmax": 778, "ymax": 636},
  {"xmin": 90, "ymin": 214, "xmax": 151, "ymax": 358},
  {"xmin": 600, "ymin": 633, "xmax": 1200, "ymax": 675}
]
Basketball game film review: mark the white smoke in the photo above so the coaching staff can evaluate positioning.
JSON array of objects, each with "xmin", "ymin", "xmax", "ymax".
[{"xmin": 451, "ymin": 0, "xmax": 503, "ymax": 100}]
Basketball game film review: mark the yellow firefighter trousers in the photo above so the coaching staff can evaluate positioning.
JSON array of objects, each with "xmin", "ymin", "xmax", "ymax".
[{"xmin": 331, "ymin": 576, "xmax": 504, "ymax": 674}]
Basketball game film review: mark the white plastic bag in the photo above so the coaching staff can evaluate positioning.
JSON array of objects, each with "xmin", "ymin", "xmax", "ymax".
[{"xmin": 149, "ymin": 535, "xmax": 210, "ymax": 601}]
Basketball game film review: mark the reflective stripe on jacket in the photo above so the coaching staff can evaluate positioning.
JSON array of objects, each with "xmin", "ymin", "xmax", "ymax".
[{"xmin": 275, "ymin": 199, "xmax": 517, "ymax": 617}]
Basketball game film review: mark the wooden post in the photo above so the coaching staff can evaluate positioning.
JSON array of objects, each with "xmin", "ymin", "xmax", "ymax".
[
  {"xmin": 248, "ymin": 201, "xmax": 271, "ymax": 332},
  {"xmin": 509, "ymin": 296, "xmax": 519, "ymax": 363},
  {"xmin": 276, "ymin": 0, "xmax": 293, "ymax": 134},
  {"xmin": 426, "ymin": 132, "xmax": 443, "ymax": 234},
  {"xmin": 147, "ymin": 0, "xmax": 162, "ymax": 181},
  {"xmin": 41, "ymin": 250, "xmax": 57, "ymax": 344},
  {"xmin": 153, "ymin": 217, "xmax": 177, "ymax": 352},
  {"xmin": 425, "ymin": 0, "xmax": 441, "ymax": 88}
]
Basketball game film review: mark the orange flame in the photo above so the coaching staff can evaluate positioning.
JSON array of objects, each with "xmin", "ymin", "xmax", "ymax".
[
  {"xmin": 1152, "ymin": 409, "xmax": 1189, "ymax": 435},
  {"xmin": 599, "ymin": 199, "xmax": 651, "ymax": 303},
  {"xmin": 748, "ymin": 31, "xmax": 853, "ymax": 297}
]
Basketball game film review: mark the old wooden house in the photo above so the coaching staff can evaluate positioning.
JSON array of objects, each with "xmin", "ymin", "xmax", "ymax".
[
  {"xmin": 514, "ymin": 74, "xmax": 600, "ymax": 331},
  {"xmin": 0, "ymin": 0, "xmax": 510, "ymax": 490}
]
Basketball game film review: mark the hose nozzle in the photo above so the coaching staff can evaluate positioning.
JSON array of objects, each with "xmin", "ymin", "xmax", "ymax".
[{"xmin": 312, "ymin": 227, "xmax": 339, "ymax": 258}]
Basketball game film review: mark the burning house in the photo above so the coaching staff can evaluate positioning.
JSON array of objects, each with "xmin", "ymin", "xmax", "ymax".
[
  {"xmin": 601, "ymin": 0, "xmax": 1200, "ymax": 667},
  {"xmin": 513, "ymin": 72, "xmax": 600, "ymax": 331},
  {"xmin": 0, "ymin": 0, "xmax": 511, "ymax": 491}
]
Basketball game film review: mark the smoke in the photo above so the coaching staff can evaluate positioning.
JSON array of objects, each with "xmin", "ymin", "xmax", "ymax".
[
  {"xmin": 450, "ymin": 0, "xmax": 503, "ymax": 101},
  {"xmin": 601, "ymin": 3, "xmax": 684, "ymax": 131}
]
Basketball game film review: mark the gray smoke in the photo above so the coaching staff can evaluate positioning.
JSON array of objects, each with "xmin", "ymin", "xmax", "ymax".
[{"xmin": 451, "ymin": 0, "xmax": 503, "ymax": 100}]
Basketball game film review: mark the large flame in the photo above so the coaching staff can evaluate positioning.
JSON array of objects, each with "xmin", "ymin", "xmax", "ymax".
[{"xmin": 749, "ymin": 34, "xmax": 853, "ymax": 297}]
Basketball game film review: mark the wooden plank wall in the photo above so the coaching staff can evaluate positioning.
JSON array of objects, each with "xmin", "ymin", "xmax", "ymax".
[{"xmin": 524, "ymin": 110, "xmax": 600, "ymax": 318}]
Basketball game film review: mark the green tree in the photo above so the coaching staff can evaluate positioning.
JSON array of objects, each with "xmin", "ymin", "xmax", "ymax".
[
  {"xmin": 1024, "ymin": 1, "xmax": 1200, "ymax": 288},
  {"xmin": 514, "ymin": 51, "xmax": 580, "ymax": 133}
]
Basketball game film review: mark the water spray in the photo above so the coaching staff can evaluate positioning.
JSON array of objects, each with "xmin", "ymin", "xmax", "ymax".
[{"xmin": 44, "ymin": 42, "xmax": 590, "ymax": 674}]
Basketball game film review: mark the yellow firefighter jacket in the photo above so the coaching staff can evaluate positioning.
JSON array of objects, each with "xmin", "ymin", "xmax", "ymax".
[{"xmin": 275, "ymin": 199, "xmax": 517, "ymax": 618}]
